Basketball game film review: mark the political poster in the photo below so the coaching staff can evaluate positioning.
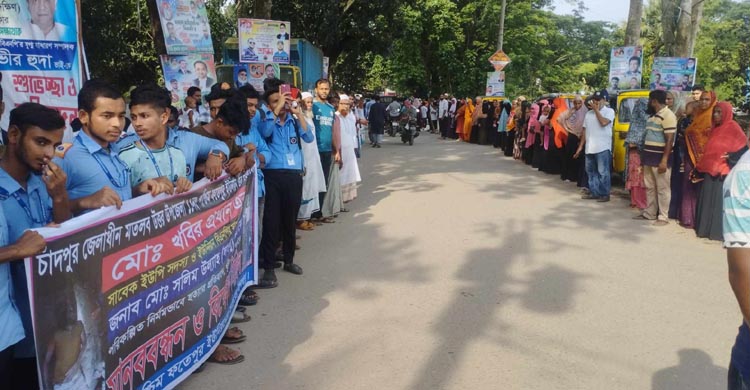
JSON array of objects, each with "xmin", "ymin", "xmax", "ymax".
[
  {"xmin": 485, "ymin": 71, "xmax": 505, "ymax": 97},
  {"xmin": 157, "ymin": 0, "xmax": 214, "ymax": 55},
  {"xmin": 0, "ymin": 0, "xmax": 84, "ymax": 141},
  {"xmin": 238, "ymin": 19, "xmax": 291, "ymax": 64},
  {"xmin": 160, "ymin": 54, "xmax": 216, "ymax": 109},
  {"xmin": 488, "ymin": 49, "xmax": 511, "ymax": 71},
  {"xmin": 232, "ymin": 63, "xmax": 278, "ymax": 92},
  {"xmin": 26, "ymin": 170, "xmax": 258, "ymax": 390},
  {"xmin": 650, "ymin": 57, "xmax": 698, "ymax": 92},
  {"xmin": 607, "ymin": 46, "xmax": 643, "ymax": 94}
]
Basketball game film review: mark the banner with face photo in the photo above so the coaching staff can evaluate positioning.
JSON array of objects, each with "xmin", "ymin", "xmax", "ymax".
[
  {"xmin": 607, "ymin": 46, "xmax": 643, "ymax": 94},
  {"xmin": 157, "ymin": 0, "xmax": 214, "ymax": 55},
  {"xmin": 485, "ymin": 71, "xmax": 506, "ymax": 97},
  {"xmin": 232, "ymin": 63, "xmax": 278, "ymax": 92},
  {"xmin": 238, "ymin": 19, "xmax": 291, "ymax": 64},
  {"xmin": 26, "ymin": 171, "xmax": 258, "ymax": 390},
  {"xmin": 650, "ymin": 57, "xmax": 698, "ymax": 92},
  {"xmin": 0, "ymin": 0, "xmax": 85, "ymax": 141},
  {"xmin": 160, "ymin": 54, "xmax": 216, "ymax": 109}
]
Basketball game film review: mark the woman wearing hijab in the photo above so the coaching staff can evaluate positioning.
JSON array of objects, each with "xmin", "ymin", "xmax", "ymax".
[
  {"xmin": 666, "ymin": 91, "xmax": 685, "ymax": 220},
  {"xmin": 624, "ymin": 99, "xmax": 649, "ymax": 209},
  {"xmin": 559, "ymin": 95, "xmax": 588, "ymax": 185},
  {"xmin": 531, "ymin": 102, "xmax": 546, "ymax": 169},
  {"xmin": 541, "ymin": 99, "xmax": 565, "ymax": 175},
  {"xmin": 297, "ymin": 92, "xmax": 328, "ymax": 229},
  {"xmin": 463, "ymin": 98, "xmax": 476, "ymax": 142},
  {"xmin": 694, "ymin": 101, "xmax": 748, "ymax": 240},
  {"xmin": 497, "ymin": 100, "xmax": 512, "ymax": 151},
  {"xmin": 516, "ymin": 101, "xmax": 531, "ymax": 161},
  {"xmin": 681, "ymin": 91, "xmax": 717, "ymax": 227}
]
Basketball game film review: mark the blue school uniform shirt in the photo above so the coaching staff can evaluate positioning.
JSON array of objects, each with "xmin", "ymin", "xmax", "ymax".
[
  {"xmin": 236, "ymin": 125, "xmax": 272, "ymax": 198},
  {"xmin": 312, "ymin": 101, "xmax": 334, "ymax": 152},
  {"xmin": 259, "ymin": 108, "xmax": 314, "ymax": 171},
  {"xmin": 118, "ymin": 128, "xmax": 230, "ymax": 181},
  {"xmin": 57, "ymin": 131, "xmax": 132, "ymax": 205},
  {"xmin": 0, "ymin": 208, "xmax": 25, "ymax": 353},
  {"xmin": 0, "ymin": 168, "xmax": 53, "ymax": 358}
]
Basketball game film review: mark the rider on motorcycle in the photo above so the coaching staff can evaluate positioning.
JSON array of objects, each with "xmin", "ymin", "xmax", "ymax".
[{"xmin": 387, "ymin": 99, "xmax": 402, "ymax": 133}]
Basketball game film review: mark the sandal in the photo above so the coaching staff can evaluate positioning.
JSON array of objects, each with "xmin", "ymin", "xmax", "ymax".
[
  {"xmin": 231, "ymin": 310, "xmax": 252, "ymax": 324},
  {"xmin": 296, "ymin": 222, "xmax": 314, "ymax": 231},
  {"xmin": 631, "ymin": 215, "xmax": 651, "ymax": 220},
  {"xmin": 340, "ymin": 208, "xmax": 350, "ymax": 213},
  {"xmin": 321, "ymin": 217, "xmax": 335, "ymax": 223},
  {"xmin": 208, "ymin": 345, "xmax": 245, "ymax": 365},
  {"xmin": 221, "ymin": 327, "xmax": 246, "ymax": 344},
  {"xmin": 239, "ymin": 293, "xmax": 258, "ymax": 306}
]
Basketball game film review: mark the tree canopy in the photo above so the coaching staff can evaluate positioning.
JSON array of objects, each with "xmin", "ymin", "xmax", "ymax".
[{"xmin": 79, "ymin": 0, "xmax": 749, "ymax": 103}]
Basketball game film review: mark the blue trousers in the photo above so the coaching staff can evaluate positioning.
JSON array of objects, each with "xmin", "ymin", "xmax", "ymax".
[{"xmin": 585, "ymin": 150, "xmax": 612, "ymax": 197}]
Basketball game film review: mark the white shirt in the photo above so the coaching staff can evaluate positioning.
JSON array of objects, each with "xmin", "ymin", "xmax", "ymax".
[
  {"xmin": 439, "ymin": 99, "xmax": 449, "ymax": 118},
  {"xmin": 25, "ymin": 22, "xmax": 69, "ymax": 41},
  {"xmin": 583, "ymin": 106, "xmax": 615, "ymax": 154},
  {"xmin": 430, "ymin": 106, "xmax": 438, "ymax": 120},
  {"xmin": 420, "ymin": 106, "xmax": 428, "ymax": 119}
]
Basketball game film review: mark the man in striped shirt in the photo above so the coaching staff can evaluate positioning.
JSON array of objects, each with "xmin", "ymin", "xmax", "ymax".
[{"xmin": 637, "ymin": 90, "xmax": 677, "ymax": 226}]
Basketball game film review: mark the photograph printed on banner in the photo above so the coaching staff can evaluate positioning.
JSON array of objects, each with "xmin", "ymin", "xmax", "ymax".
[
  {"xmin": 649, "ymin": 57, "xmax": 698, "ymax": 92},
  {"xmin": 161, "ymin": 54, "xmax": 216, "ymax": 109},
  {"xmin": 608, "ymin": 46, "xmax": 643, "ymax": 95},
  {"xmin": 232, "ymin": 63, "xmax": 279, "ymax": 92},
  {"xmin": 0, "ymin": 0, "xmax": 83, "ymax": 139},
  {"xmin": 157, "ymin": 0, "xmax": 214, "ymax": 55},
  {"xmin": 238, "ymin": 19, "xmax": 291, "ymax": 64},
  {"xmin": 485, "ymin": 71, "xmax": 506, "ymax": 97}
]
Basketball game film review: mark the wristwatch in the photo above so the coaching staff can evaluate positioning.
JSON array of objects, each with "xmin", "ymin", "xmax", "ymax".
[{"xmin": 209, "ymin": 150, "xmax": 226, "ymax": 162}]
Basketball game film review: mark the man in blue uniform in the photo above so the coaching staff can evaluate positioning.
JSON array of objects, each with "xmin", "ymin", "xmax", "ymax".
[
  {"xmin": 256, "ymin": 79, "xmax": 314, "ymax": 288},
  {"xmin": 0, "ymin": 103, "xmax": 71, "ymax": 388}
]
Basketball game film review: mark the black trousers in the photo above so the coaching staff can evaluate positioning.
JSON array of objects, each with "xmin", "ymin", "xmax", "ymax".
[
  {"xmin": 440, "ymin": 117, "xmax": 451, "ymax": 138},
  {"xmin": 561, "ymin": 133, "xmax": 583, "ymax": 182},
  {"xmin": 261, "ymin": 170, "xmax": 303, "ymax": 270},
  {"xmin": 312, "ymin": 152, "xmax": 332, "ymax": 219}
]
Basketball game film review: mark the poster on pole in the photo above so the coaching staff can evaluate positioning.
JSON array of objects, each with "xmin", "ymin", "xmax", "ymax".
[
  {"xmin": 650, "ymin": 57, "xmax": 697, "ymax": 91},
  {"xmin": 157, "ymin": 0, "xmax": 214, "ymax": 55},
  {"xmin": 485, "ymin": 71, "xmax": 506, "ymax": 97},
  {"xmin": 0, "ymin": 0, "xmax": 84, "ymax": 141},
  {"xmin": 232, "ymin": 63, "xmax": 279, "ymax": 92},
  {"xmin": 26, "ymin": 170, "xmax": 258, "ymax": 390},
  {"xmin": 160, "ymin": 54, "xmax": 216, "ymax": 109},
  {"xmin": 607, "ymin": 46, "xmax": 643, "ymax": 94},
  {"xmin": 238, "ymin": 19, "xmax": 291, "ymax": 64},
  {"xmin": 488, "ymin": 49, "xmax": 511, "ymax": 71}
]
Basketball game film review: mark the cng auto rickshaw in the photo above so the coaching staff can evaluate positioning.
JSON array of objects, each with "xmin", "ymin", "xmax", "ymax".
[{"xmin": 612, "ymin": 89, "xmax": 650, "ymax": 175}]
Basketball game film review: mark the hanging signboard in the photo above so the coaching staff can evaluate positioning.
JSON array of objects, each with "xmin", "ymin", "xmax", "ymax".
[
  {"xmin": 238, "ymin": 19, "xmax": 291, "ymax": 64},
  {"xmin": 607, "ymin": 46, "xmax": 643, "ymax": 94},
  {"xmin": 485, "ymin": 71, "xmax": 506, "ymax": 97},
  {"xmin": 488, "ymin": 49, "xmax": 511, "ymax": 71},
  {"xmin": 157, "ymin": 0, "xmax": 214, "ymax": 55},
  {"xmin": 649, "ymin": 57, "xmax": 698, "ymax": 91}
]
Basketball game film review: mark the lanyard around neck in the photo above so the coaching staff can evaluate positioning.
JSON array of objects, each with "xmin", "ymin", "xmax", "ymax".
[
  {"xmin": 140, "ymin": 140, "xmax": 176, "ymax": 182},
  {"xmin": 75, "ymin": 133, "xmax": 129, "ymax": 189}
]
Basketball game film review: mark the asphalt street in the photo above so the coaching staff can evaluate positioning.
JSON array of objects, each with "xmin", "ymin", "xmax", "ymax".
[{"xmin": 180, "ymin": 131, "xmax": 736, "ymax": 390}]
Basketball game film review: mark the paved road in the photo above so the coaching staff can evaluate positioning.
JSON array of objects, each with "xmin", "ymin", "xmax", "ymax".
[{"xmin": 181, "ymin": 132, "xmax": 735, "ymax": 390}]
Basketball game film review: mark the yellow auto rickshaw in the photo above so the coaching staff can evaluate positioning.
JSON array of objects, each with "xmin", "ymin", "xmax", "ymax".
[{"xmin": 612, "ymin": 90, "xmax": 650, "ymax": 174}]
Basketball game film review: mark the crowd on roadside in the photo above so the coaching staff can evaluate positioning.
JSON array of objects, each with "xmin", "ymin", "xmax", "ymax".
[{"xmin": 0, "ymin": 76, "xmax": 371, "ymax": 388}]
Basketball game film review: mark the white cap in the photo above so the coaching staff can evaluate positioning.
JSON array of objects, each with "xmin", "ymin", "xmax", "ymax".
[
  {"xmin": 301, "ymin": 92, "xmax": 313, "ymax": 100},
  {"xmin": 339, "ymin": 94, "xmax": 351, "ymax": 102}
]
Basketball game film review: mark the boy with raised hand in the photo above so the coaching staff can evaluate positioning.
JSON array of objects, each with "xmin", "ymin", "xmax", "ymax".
[
  {"xmin": 0, "ymin": 103, "xmax": 71, "ymax": 387},
  {"xmin": 119, "ymin": 84, "xmax": 192, "ymax": 194}
]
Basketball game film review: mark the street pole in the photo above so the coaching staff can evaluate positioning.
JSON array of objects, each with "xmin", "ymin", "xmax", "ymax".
[{"xmin": 497, "ymin": 0, "xmax": 507, "ymax": 51}]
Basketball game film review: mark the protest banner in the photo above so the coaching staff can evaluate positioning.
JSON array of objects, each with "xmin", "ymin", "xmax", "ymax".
[
  {"xmin": 0, "ymin": 0, "xmax": 84, "ymax": 141},
  {"xmin": 607, "ymin": 46, "xmax": 643, "ymax": 94},
  {"xmin": 231, "ymin": 63, "xmax": 279, "ymax": 92},
  {"xmin": 485, "ymin": 71, "xmax": 506, "ymax": 97},
  {"xmin": 160, "ymin": 54, "xmax": 216, "ymax": 109},
  {"xmin": 26, "ymin": 170, "xmax": 258, "ymax": 390},
  {"xmin": 650, "ymin": 57, "xmax": 698, "ymax": 91},
  {"xmin": 157, "ymin": 0, "xmax": 214, "ymax": 55},
  {"xmin": 488, "ymin": 49, "xmax": 511, "ymax": 71},
  {"xmin": 238, "ymin": 19, "xmax": 291, "ymax": 64}
]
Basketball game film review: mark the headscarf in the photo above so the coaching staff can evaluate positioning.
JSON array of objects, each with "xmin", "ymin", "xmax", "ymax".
[
  {"xmin": 525, "ymin": 103, "xmax": 540, "ymax": 148},
  {"xmin": 685, "ymin": 90, "xmax": 717, "ymax": 166},
  {"xmin": 695, "ymin": 101, "xmax": 748, "ymax": 177},
  {"xmin": 624, "ymin": 99, "xmax": 649, "ymax": 149},
  {"xmin": 463, "ymin": 98, "xmax": 475, "ymax": 136},
  {"xmin": 550, "ymin": 97, "xmax": 569, "ymax": 148},
  {"xmin": 498, "ymin": 100, "xmax": 511, "ymax": 133},
  {"xmin": 562, "ymin": 97, "xmax": 587, "ymax": 138}
]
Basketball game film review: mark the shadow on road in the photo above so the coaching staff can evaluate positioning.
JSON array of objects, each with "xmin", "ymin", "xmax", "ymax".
[{"xmin": 652, "ymin": 349, "xmax": 727, "ymax": 390}]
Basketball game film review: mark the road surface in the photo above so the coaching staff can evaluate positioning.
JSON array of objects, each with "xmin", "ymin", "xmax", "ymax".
[{"xmin": 180, "ymin": 132, "xmax": 735, "ymax": 390}]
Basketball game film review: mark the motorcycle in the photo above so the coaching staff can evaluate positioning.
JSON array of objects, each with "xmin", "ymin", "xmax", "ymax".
[
  {"xmin": 400, "ymin": 119, "xmax": 420, "ymax": 146},
  {"xmin": 387, "ymin": 116, "xmax": 401, "ymax": 137}
]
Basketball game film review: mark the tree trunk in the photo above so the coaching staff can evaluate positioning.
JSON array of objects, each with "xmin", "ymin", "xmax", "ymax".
[
  {"xmin": 145, "ymin": 0, "xmax": 166, "ymax": 55},
  {"xmin": 254, "ymin": 0, "xmax": 272, "ymax": 19},
  {"xmin": 235, "ymin": 0, "xmax": 253, "ymax": 18},
  {"xmin": 661, "ymin": 0, "xmax": 704, "ymax": 57},
  {"xmin": 624, "ymin": 0, "xmax": 643, "ymax": 46}
]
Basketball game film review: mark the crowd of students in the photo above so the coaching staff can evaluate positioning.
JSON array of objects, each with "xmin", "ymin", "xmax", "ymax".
[
  {"xmin": 429, "ymin": 87, "xmax": 749, "ymax": 236},
  {"xmin": 0, "ymin": 76, "xmax": 366, "ymax": 387}
]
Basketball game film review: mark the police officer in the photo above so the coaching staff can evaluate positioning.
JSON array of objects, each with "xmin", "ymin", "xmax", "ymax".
[{"xmin": 256, "ymin": 79, "xmax": 314, "ymax": 288}]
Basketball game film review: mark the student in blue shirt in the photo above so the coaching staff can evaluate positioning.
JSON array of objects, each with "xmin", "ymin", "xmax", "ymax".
[
  {"xmin": 256, "ymin": 79, "xmax": 314, "ymax": 288},
  {"xmin": 119, "ymin": 106, "xmax": 229, "ymax": 182},
  {"xmin": 57, "ymin": 79, "xmax": 174, "ymax": 215},
  {"xmin": 0, "ymin": 103, "xmax": 71, "ymax": 387},
  {"xmin": 0, "ymin": 208, "xmax": 46, "ymax": 389}
]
